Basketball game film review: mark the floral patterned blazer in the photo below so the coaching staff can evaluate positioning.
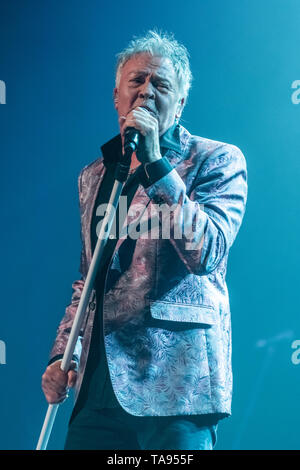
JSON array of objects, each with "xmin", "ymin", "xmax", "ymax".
[{"xmin": 50, "ymin": 125, "xmax": 248, "ymax": 419}]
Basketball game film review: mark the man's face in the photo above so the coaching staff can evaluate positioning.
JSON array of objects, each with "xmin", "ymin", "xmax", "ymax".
[{"xmin": 114, "ymin": 53, "xmax": 184, "ymax": 137}]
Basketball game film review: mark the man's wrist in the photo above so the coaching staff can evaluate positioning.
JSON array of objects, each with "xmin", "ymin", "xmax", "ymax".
[
  {"xmin": 144, "ymin": 153, "xmax": 162, "ymax": 167},
  {"xmin": 139, "ymin": 156, "xmax": 173, "ymax": 187}
]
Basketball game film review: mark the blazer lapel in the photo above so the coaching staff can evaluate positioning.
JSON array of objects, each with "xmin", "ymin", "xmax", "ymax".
[{"xmin": 84, "ymin": 160, "xmax": 107, "ymax": 265}]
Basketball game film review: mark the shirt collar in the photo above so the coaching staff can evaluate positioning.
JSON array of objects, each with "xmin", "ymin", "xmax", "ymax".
[
  {"xmin": 159, "ymin": 122, "xmax": 181, "ymax": 154},
  {"xmin": 101, "ymin": 122, "xmax": 181, "ymax": 168}
]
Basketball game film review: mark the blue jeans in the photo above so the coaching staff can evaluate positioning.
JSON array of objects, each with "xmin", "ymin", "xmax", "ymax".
[{"xmin": 64, "ymin": 406, "xmax": 218, "ymax": 450}]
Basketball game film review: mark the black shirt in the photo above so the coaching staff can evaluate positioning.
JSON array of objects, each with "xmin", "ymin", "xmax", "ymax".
[{"xmin": 77, "ymin": 123, "xmax": 181, "ymax": 410}]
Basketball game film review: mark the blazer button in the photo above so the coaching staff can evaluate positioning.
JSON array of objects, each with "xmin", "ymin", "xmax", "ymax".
[{"xmin": 89, "ymin": 301, "xmax": 96, "ymax": 311}]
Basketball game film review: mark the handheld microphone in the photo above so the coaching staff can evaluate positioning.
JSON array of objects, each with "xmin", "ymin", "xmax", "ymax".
[{"xmin": 124, "ymin": 127, "xmax": 140, "ymax": 153}]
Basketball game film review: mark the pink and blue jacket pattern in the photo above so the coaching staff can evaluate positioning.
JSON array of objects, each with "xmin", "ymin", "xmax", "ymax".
[{"xmin": 50, "ymin": 125, "xmax": 248, "ymax": 419}]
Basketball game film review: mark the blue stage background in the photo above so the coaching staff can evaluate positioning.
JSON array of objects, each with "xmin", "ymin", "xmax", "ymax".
[{"xmin": 0, "ymin": 0, "xmax": 299, "ymax": 450}]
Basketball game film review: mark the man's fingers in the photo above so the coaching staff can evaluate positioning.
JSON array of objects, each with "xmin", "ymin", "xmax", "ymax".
[
  {"xmin": 123, "ymin": 108, "xmax": 158, "ymax": 137},
  {"xmin": 43, "ymin": 367, "xmax": 67, "ymax": 388},
  {"xmin": 42, "ymin": 363, "xmax": 71, "ymax": 395},
  {"xmin": 41, "ymin": 360, "xmax": 78, "ymax": 404},
  {"xmin": 67, "ymin": 361, "xmax": 78, "ymax": 387},
  {"xmin": 67, "ymin": 370, "xmax": 77, "ymax": 388}
]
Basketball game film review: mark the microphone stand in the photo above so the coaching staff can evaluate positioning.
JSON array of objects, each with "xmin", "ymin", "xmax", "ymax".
[{"xmin": 36, "ymin": 140, "xmax": 135, "ymax": 450}]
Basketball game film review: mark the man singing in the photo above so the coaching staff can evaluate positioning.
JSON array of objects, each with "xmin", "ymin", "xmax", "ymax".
[{"xmin": 42, "ymin": 30, "xmax": 247, "ymax": 450}]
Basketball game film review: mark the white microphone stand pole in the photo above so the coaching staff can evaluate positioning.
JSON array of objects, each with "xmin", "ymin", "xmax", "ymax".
[{"xmin": 36, "ymin": 135, "xmax": 136, "ymax": 450}]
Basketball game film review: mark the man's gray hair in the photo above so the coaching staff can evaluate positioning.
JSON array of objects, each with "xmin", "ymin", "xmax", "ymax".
[{"xmin": 115, "ymin": 30, "xmax": 192, "ymax": 102}]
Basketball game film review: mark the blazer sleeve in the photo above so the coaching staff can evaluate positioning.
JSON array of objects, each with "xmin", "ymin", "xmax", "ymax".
[
  {"xmin": 144, "ymin": 143, "xmax": 248, "ymax": 275},
  {"xmin": 48, "ymin": 169, "xmax": 88, "ymax": 365}
]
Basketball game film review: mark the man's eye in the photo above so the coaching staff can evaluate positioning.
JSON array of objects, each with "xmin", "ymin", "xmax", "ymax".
[
  {"xmin": 157, "ymin": 83, "xmax": 169, "ymax": 90},
  {"xmin": 130, "ymin": 78, "xmax": 143, "ymax": 84}
]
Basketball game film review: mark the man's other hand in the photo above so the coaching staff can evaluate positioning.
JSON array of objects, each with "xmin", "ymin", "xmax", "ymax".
[{"xmin": 41, "ymin": 360, "xmax": 77, "ymax": 404}]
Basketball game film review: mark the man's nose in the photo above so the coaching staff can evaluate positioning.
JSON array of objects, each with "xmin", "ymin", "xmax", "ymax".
[{"xmin": 138, "ymin": 80, "xmax": 155, "ymax": 99}]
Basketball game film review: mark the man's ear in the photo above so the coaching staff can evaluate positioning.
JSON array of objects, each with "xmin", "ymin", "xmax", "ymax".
[
  {"xmin": 113, "ymin": 87, "xmax": 119, "ymax": 110},
  {"xmin": 175, "ymin": 97, "xmax": 185, "ymax": 120}
]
